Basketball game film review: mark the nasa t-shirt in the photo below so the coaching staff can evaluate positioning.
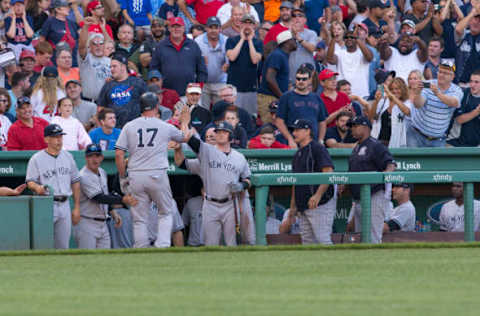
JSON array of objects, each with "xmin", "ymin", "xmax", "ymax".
[{"xmin": 97, "ymin": 76, "xmax": 147, "ymax": 128}]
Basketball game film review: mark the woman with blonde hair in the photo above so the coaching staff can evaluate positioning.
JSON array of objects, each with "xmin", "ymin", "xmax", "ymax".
[
  {"xmin": 30, "ymin": 66, "xmax": 66, "ymax": 122},
  {"xmin": 384, "ymin": 77, "xmax": 412, "ymax": 148}
]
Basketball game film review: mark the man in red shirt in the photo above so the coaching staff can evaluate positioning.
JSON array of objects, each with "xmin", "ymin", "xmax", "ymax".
[
  {"xmin": 263, "ymin": 1, "xmax": 293, "ymax": 45},
  {"xmin": 178, "ymin": 0, "xmax": 225, "ymax": 25},
  {"xmin": 318, "ymin": 69, "xmax": 356, "ymax": 128},
  {"xmin": 6, "ymin": 97, "xmax": 49, "ymax": 151}
]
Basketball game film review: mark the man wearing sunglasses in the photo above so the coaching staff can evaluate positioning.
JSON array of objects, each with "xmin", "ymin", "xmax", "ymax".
[{"xmin": 327, "ymin": 30, "xmax": 373, "ymax": 99}]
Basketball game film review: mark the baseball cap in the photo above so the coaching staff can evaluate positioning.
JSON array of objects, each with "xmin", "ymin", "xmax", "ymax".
[
  {"xmin": 368, "ymin": 27, "xmax": 384, "ymax": 38},
  {"xmin": 19, "ymin": 49, "xmax": 35, "ymax": 61},
  {"xmin": 368, "ymin": 0, "xmax": 386, "ymax": 9},
  {"xmin": 241, "ymin": 14, "xmax": 255, "ymax": 23},
  {"xmin": 215, "ymin": 121, "xmax": 234, "ymax": 133},
  {"xmin": 299, "ymin": 62, "xmax": 314, "ymax": 72},
  {"xmin": 42, "ymin": 66, "xmax": 58, "ymax": 78},
  {"xmin": 318, "ymin": 69, "xmax": 339, "ymax": 81},
  {"xmin": 111, "ymin": 52, "xmax": 128, "ymax": 65},
  {"xmin": 289, "ymin": 119, "xmax": 313, "ymax": 130},
  {"xmin": 86, "ymin": 0, "xmax": 101, "ymax": 13},
  {"xmin": 401, "ymin": 19, "xmax": 416, "ymax": 29},
  {"xmin": 85, "ymin": 143, "xmax": 103, "ymax": 156},
  {"xmin": 65, "ymin": 79, "xmax": 81, "ymax": 88},
  {"xmin": 356, "ymin": 23, "xmax": 368, "ymax": 33},
  {"xmin": 44, "ymin": 124, "xmax": 66, "ymax": 137},
  {"xmin": 392, "ymin": 182, "xmax": 413, "ymax": 190},
  {"xmin": 346, "ymin": 116, "xmax": 372, "ymax": 129},
  {"xmin": 17, "ymin": 96, "xmax": 31, "ymax": 108},
  {"xmin": 52, "ymin": 0, "xmax": 69, "ymax": 8},
  {"xmin": 268, "ymin": 100, "xmax": 279, "ymax": 113},
  {"xmin": 11, "ymin": 0, "xmax": 24, "ymax": 5},
  {"xmin": 280, "ymin": 1, "xmax": 294, "ymax": 9},
  {"xmin": 439, "ymin": 59, "xmax": 455, "ymax": 71},
  {"xmin": 148, "ymin": 70, "xmax": 162, "ymax": 81},
  {"xmin": 186, "ymin": 83, "xmax": 202, "ymax": 94},
  {"xmin": 375, "ymin": 69, "xmax": 396, "ymax": 84},
  {"xmin": 206, "ymin": 16, "xmax": 221, "ymax": 27},
  {"xmin": 292, "ymin": 7, "xmax": 305, "ymax": 14},
  {"xmin": 276, "ymin": 30, "xmax": 293, "ymax": 45},
  {"xmin": 316, "ymin": 41, "xmax": 326, "ymax": 50},
  {"xmin": 168, "ymin": 17, "xmax": 185, "ymax": 26},
  {"xmin": 151, "ymin": 17, "xmax": 166, "ymax": 26}
]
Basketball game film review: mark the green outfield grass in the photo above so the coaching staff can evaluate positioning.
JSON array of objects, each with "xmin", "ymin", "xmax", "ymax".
[{"xmin": 1, "ymin": 246, "xmax": 479, "ymax": 315}]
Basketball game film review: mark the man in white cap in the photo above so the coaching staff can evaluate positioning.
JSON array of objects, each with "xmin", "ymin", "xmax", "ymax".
[
  {"xmin": 182, "ymin": 83, "xmax": 212, "ymax": 134},
  {"xmin": 257, "ymin": 30, "xmax": 297, "ymax": 124}
]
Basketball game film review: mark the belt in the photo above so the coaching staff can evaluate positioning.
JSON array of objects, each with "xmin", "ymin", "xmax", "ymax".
[
  {"xmin": 413, "ymin": 127, "xmax": 440, "ymax": 141},
  {"xmin": 81, "ymin": 215, "xmax": 108, "ymax": 222},
  {"xmin": 205, "ymin": 196, "xmax": 231, "ymax": 204},
  {"xmin": 53, "ymin": 196, "xmax": 68, "ymax": 202}
]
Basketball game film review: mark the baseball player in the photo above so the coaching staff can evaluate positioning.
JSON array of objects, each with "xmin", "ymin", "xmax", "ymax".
[
  {"xmin": 347, "ymin": 116, "xmax": 396, "ymax": 244},
  {"xmin": 177, "ymin": 112, "xmax": 252, "ymax": 246},
  {"xmin": 383, "ymin": 183, "xmax": 416, "ymax": 233},
  {"xmin": 289, "ymin": 119, "xmax": 337, "ymax": 245},
  {"xmin": 149, "ymin": 202, "xmax": 185, "ymax": 247},
  {"xmin": 74, "ymin": 144, "xmax": 138, "ymax": 249},
  {"xmin": 26, "ymin": 124, "xmax": 81, "ymax": 249},
  {"xmin": 439, "ymin": 182, "xmax": 480, "ymax": 232},
  {"xmin": 115, "ymin": 92, "xmax": 187, "ymax": 248}
]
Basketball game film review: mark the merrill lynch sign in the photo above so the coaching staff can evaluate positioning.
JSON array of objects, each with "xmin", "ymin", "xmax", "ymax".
[{"xmin": 248, "ymin": 159, "xmax": 292, "ymax": 172}]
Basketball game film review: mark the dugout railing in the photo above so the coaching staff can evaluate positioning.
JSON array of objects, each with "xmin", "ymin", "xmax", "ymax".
[{"xmin": 251, "ymin": 171, "xmax": 479, "ymax": 245}]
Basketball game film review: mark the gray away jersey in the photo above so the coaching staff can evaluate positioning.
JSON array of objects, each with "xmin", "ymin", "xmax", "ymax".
[
  {"xmin": 26, "ymin": 150, "xmax": 80, "ymax": 196},
  {"xmin": 387, "ymin": 201, "xmax": 416, "ymax": 232},
  {"xmin": 115, "ymin": 117, "xmax": 184, "ymax": 171},
  {"xmin": 79, "ymin": 166, "xmax": 109, "ymax": 218},
  {"xmin": 188, "ymin": 142, "xmax": 250, "ymax": 199}
]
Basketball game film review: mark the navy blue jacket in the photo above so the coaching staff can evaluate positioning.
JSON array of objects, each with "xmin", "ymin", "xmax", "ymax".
[{"xmin": 150, "ymin": 37, "xmax": 208, "ymax": 96}]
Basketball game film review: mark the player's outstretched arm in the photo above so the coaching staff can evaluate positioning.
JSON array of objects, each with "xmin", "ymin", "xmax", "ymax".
[
  {"xmin": 71, "ymin": 182, "xmax": 81, "ymax": 226},
  {"xmin": 27, "ymin": 181, "xmax": 47, "ymax": 195},
  {"xmin": 115, "ymin": 150, "xmax": 127, "ymax": 178},
  {"xmin": 0, "ymin": 184, "xmax": 27, "ymax": 196}
]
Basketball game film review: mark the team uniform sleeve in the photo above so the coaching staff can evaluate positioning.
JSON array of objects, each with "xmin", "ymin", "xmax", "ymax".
[
  {"xmin": 69, "ymin": 154, "xmax": 80, "ymax": 183},
  {"xmin": 313, "ymin": 144, "xmax": 334, "ymax": 170},
  {"xmin": 26, "ymin": 156, "xmax": 40, "ymax": 184},
  {"xmin": 439, "ymin": 204, "xmax": 450, "ymax": 231},
  {"xmin": 389, "ymin": 204, "xmax": 415, "ymax": 231},
  {"xmin": 185, "ymin": 158, "xmax": 201, "ymax": 175},
  {"xmin": 239, "ymin": 156, "xmax": 251, "ymax": 180},
  {"xmin": 80, "ymin": 172, "xmax": 103, "ymax": 199},
  {"xmin": 373, "ymin": 142, "xmax": 394, "ymax": 171},
  {"xmin": 115, "ymin": 126, "xmax": 129, "ymax": 151},
  {"xmin": 168, "ymin": 124, "xmax": 185, "ymax": 143}
]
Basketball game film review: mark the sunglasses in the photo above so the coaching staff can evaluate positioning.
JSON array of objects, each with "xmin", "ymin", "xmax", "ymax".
[
  {"xmin": 91, "ymin": 41, "xmax": 105, "ymax": 46},
  {"xmin": 296, "ymin": 77, "xmax": 309, "ymax": 81},
  {"xmin": 94, "ymin": 5, "xmax": 104, "ymax": 10},
  {"xmin": 345, "ymin": 35, "xmax": 357, "ymax": 40}
]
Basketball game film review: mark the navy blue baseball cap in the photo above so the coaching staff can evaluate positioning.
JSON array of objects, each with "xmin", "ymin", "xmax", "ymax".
[
  {"xmin": 289, "ymin": 119, "xmax": 313, "ymax": 130},
  {"xmin": 215, "ymin": 121, "xmax": 234, "ymax": 134},
  {"xmin": 347, "ymin": 116, "xmax": 372, "ymax": 129},
  {"xmin": 268, "ymin": 100, "xmax": 279, "ymax": 113},
  {"xmin": 148, "ymin": 70, "xmax": 162, "ymax": 81},
  {"xmin": 85, "ymin": 143, "xmax": 103, "ymax": 156},
  {"xmin": 42, "ymin": 66, "xmax": 58, "ymax": 78},
  {"xmin": 316, "ymin": 41, "xmax": 326, "ymax": 50},
  {"xmin": 393, "ymin": 182, "xmax": 413, "ymax": 190},
  {"xmin": 44, "ymin": 124, "xmax": 66, "ymax": 137},
  {"xmin": 206, "ymin": 16, "xmax": 221, "ymax": 27}
]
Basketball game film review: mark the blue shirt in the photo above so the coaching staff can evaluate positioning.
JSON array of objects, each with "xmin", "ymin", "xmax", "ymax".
[
  {"xmin": 158, "ymin": 2, "xmax": 179, "ymax": 19},
  {"xmin": 277, "ymin": 90, "xmax": 328, "ymax": 139},
  {"xmin": 195, "ymin": 33, "xmax": 227, "ymax": 84},
  {"xmin": 120, "ymin": 0, "xmax": 153, "ymax": 26},
  {"xmin": 448, "ymin": 89, "xmax": 480, "ymax": 147},
  {"xmin": 259, "ymin": 48, "xmax": 290, "ymax": 96},
  {"xmin": 304, "ymin": 0, "xmax": 328, "ymax": 35},
  {"xmin": 4, "ymin": 16, "xmax": 34, "ymax": 45},
  {"xmin": 89, "ymin": 128, "xmax": 122, "ymax": 151}
]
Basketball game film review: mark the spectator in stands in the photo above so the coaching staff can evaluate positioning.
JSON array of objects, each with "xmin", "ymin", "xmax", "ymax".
[
  {"xmin": 454, "ymin": 3, "xmax": 480, "ymax": 87},
  {"xmin": 31, "ymin": 66, "xmax": 66, "ymax": 122},
  {"xmin": 89, "ymin": 108, "xmax": 120, "ymax": 151},
  {"xmin": 183, "ymin": 83, "xmax": 212, "ymax": 134},
  {"xmin": 405, "ymin": 0, "xmax": 443, "ymax": 44},
  {"xmin": 383, "ymin": 77, "xmax": 412, "ymax": 148},
  {"xmin": 439, "ymin": 182, "xmax": 480, "ymax": 232},
  {"xmin": 26, "ymin": 0, "xmax": 50, "ymax": 32},
  {"xmin": 383, "ymin": 183, "xmax": 416, "ymax": 233},
  {"xmin": 318, "ymin": 69, "xmax": 358, "ymax": 127},
  {"xmin": 51, "ymin": 97, "xmax": 91, "ymax": 150},
  {"xmin": 81, "ymin": 0, "xmax": 114, "ymax": 41},
  {"xmin": 349, "ymin": 0, "xmax": 369, "ymax": 30},
  {"xmin": 0, "ymin": 89, "xmax": 12, "ymax": 148},
  {"xmin": 289, "ymin": 7, "xmax": 317, "ymax": 84},
  {"xmin": 189, "ymin": 24, "xmax": 205, "ymax": 39},
  {"xmin": 120, "ymin": 0, "xmax": 152, "ymax": 42},
  {"xmin": 258, "ymin": 21, "xmax": 273, "ymax": 42},
  {"xmin": 178, "ymin": 0, "xmax": 224, "ymax": 26},
  {"xmin": 33, "ymin": 40, "xmax": 53, "ymax": 73},
  {"xmin": 380, "ymin": 33, "xmax": 428, "ymax": 82},
  {"xmin": 438, "ymin": 0, "xmax": 463, "ymax": 59},
  {"xmin": 4, "ymin": 0, "xmax": 34, "ymax": 59},
  {"xmin": 146, "ymin": 70, "xmax": 180, "ymax": 111},
  {"xmin": 327, "ymin": 29, "xmax": 373, "ymax": 100},
  {"xmin": 6, "ymin": 96, "xmax": 49, "ymax": 150},
  {"xmin": 195, "ymin": 17, "xmax": 227, "ymax": 108},
  {"xmin": 276, "ymin": 66, "xmax": 327, "ymax": 148},
  {"xmin": 254, "ymin": 100, "xmax": 286, "ymax": 144},
  {"xmin": 447, "ymin": 70, "xmax": 480, "ymax": 147},
  {"xmin": 158, "ymin": 0, "xmax": 179, "ymax": 20},
  {"xmin": 264, "ymin": 1, "xmax": 292, "ymax": 45},
  {"xmin": 104, "ymin": 38, "xmax": 115, "ymax": 57},
  {"xmin": 408, "ymin": 60, "xmax": 463, "ymax": 147},
  {"xmin": 224, "ymin": 105, "xmax": 247, "ymax": 148},
  {"xmin": 362, "ymin": 0, "xmax": 387, "ymax": 34},
  {"xmin": 150, "ymin": 17, "xmax": 208, "ymax": 96},
  {"xmin": 218, "ymin": 0, "xmax": 260, "ymax": 26},
  {"xmin": 56, "ymin": 48, "xmax": 79, "ymax": 85},
  {"xmin": 336, "ymin": 79, "xmax": 368, "ymax": 115},
  {"xmin": 0, "ymin": 0, "xmax": 10, "ymax": 38},
  {"xmin": 313, "ymin": 41, "xmax": 328, "ymax": 73},
  {"xmin": 78, "ymin": 25, "xmax": 111, "ymax": 103},
  {"xmin": 424, "ymin": 37, "xmax": 444, "ymax": 80},
  {"xmin": 368, "ymin": 69, "xmax": 395, "ymax": 144},
  {"xmin": 221, "ymin": 5, "xmax": 244, "ymax": 38},
  {"xmin": 97, "ymin": 53, "xmax": 147, "ymax": 128},
  {"xmin": 146, "ymin": 84, "xmax": 173, "ymax": 120},
  {"xmin": 65, "ymin": 80, "xmax": 97, "ymax": 131},
  {"xmin": 7, "ymin": 71, "xmax": 30, "ymax": 118},
  {"xmin": 19, "ymin": 49, "xmax": 38, "ymax": 87},
  {"xmin": 0, "ymin": 88, "xmax": 14, "ymax": 122},
  {"xmin": 325, "ymin": 111, "xmax": 356, "ymax": 148},
  {"xmin": 40, "ymin": 0, "xmax": 79, "ymax": 66},
  {"xmin": 114, "ymin": 24, "xmax": 139, "ymax": 58},
  {"xmin": 248, "ymin": 125, "xmax": 289, "ymax": 149},
  {"xmin": 225, "ymin": 13, "xmax": 262, "ymax": 116},
  {"xmin": 258, "ymin": 30, "xmax": 297, "ymax": 124}
]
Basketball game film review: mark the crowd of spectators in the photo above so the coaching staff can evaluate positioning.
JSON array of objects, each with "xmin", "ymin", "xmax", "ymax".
[{"xmin": 0, "ymin": 0, "xmax": 479, "ymax": 152}]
